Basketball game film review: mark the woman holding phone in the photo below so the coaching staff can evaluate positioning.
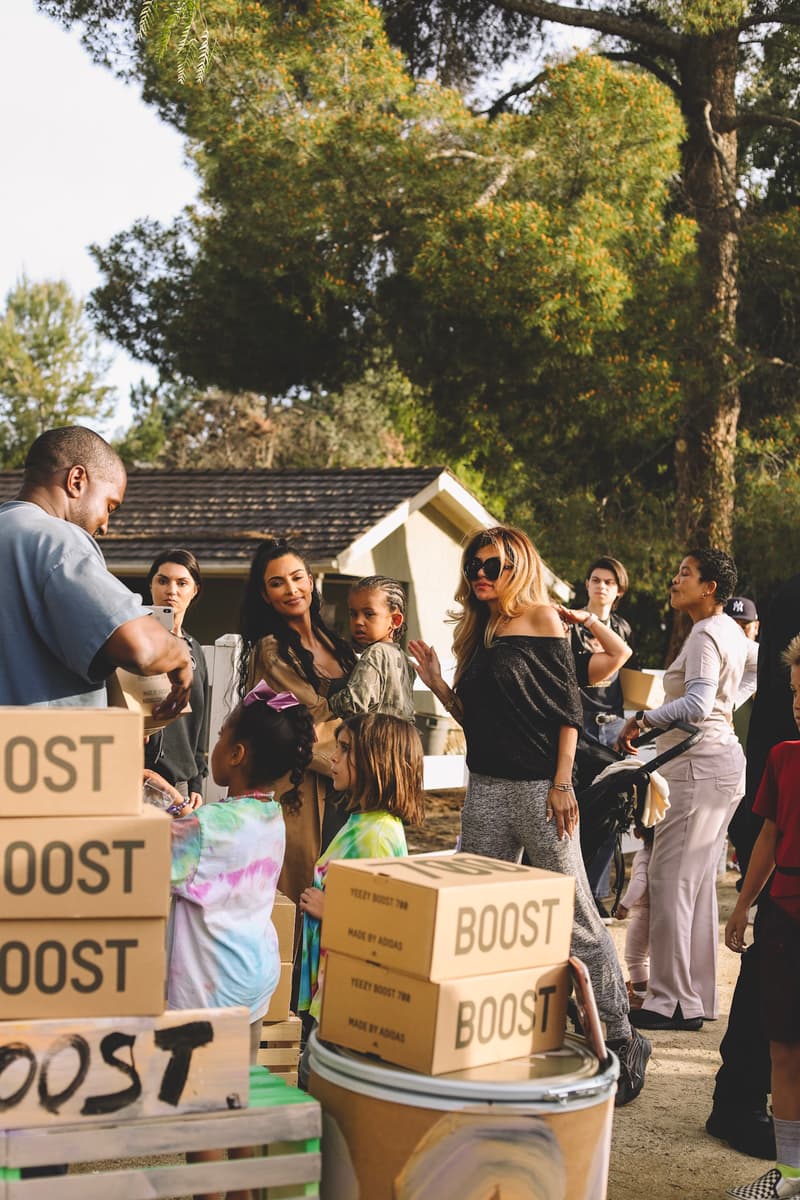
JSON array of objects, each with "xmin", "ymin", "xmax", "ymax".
[{"xmin": 144, "ymin": 549, "xmax": 209, "ymax": 809}]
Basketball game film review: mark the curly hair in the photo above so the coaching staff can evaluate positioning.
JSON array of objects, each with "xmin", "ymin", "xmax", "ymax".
[
  {"xmin": 225, "ymin": 699, "xmax": 316, "ymax": 815},
  {"xmin": 338, "ymin": 713, "xmax": 425, "ymax": 825},
  {"xmin": 350, "ymin": 576, "xmax": 407, "ymax": 642},
  {"xmin": 237, "ymin": 538, "xmax": 356, "ymax": 699},
  {"xmin": 686, "ymin": 548, "xmax": 738, "ymax": 606},
  {"xmin": 451, "ymin": 525, "xmax": 549, "ymax": 683}
]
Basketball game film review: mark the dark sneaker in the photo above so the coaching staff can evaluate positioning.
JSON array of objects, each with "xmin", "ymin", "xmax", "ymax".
[
  {"xmin": 726, "ymin": 1168, "xmax": 800, "ymax": 1198},
  {"xmin": 609, "ymin": 1028, "xmax": 651, "ymax": 1107},
  {"xmin": 706, "ymin": 1107, "xmax": 776, "ymax": 1160},
  {"xmin": 630, "ymin": 1002, "xmax": 703, "ymax": 1032}
]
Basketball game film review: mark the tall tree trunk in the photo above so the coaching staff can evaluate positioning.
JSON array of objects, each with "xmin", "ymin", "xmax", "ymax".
[{"xmin": 674, "ymin": 31, "xmax": 740, "ymax": 552}]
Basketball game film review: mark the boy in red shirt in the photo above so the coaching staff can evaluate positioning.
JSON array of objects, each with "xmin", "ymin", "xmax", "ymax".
[{"xmin": 725, "ymin": 634, "xmax": 800, "ymax": 1199}]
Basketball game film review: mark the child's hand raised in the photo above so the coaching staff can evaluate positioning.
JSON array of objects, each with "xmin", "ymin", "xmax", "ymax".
[{"xmin": 299, "ymin": 887, "xmax": 325, "ymax": 921}]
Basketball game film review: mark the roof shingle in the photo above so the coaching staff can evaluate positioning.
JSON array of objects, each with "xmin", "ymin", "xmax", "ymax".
[{"xmin": 0, "ymin": 466, "xmax": 447, "ymax": 568}]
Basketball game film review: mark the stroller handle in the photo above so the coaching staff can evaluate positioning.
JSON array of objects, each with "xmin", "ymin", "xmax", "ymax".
[{"xmin": 631, "ymin": 720, "xmax": 703, "ymax": 770}]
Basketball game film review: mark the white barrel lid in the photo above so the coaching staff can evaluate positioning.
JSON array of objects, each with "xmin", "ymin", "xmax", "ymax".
[{"xmin": 308, "ymin": 1031, "xmax": 618, "ymax": 1107}]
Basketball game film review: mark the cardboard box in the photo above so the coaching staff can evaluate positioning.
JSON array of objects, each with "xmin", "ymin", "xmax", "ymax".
[
  {"xmin": 0, "ymin": 918, "xmax": 166, "ymax": 1018},
  {"xmin": 620, "ymin": 668, "xmax": 665, "ymax": 711},
  {"xmin": 319, "ymin": 952, "xmax": 568, "ymax": 1075},
  {"xmin": 322, "ymin": 853, "xmax": 574, "ymax": 980},
  {"xmin": 108, "ymin": 669, "xmax": 190, "ymax": 735},
  {"xmin": 0, "ymin": 1006, "xmax": 250, "ymax": 1127},
  {"xmin": 0, "ymin": 806, "xmax": 171, "ymax": 919},
  {"xmin": 0, "ymin": 707, "xmax": 143, "ymax": 817},
  {"xmin": 257, "ymin": 1012, "xmax": 301, "ymax": 1074},
  {"xmin": 263, "ymin": 960, "xmax": 292, "ymax": 1023},
  {"xmin": 272, "ymin": 890, "xmax": 296, "ymax": 961}
]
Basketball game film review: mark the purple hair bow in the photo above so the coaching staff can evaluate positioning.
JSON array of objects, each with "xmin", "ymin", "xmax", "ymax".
[{"xmin": 243, "ymin": 680, "xmax": 301, "ymax": 711}]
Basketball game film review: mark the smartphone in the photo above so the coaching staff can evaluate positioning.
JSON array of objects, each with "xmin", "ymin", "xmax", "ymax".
[
  {"xmin": 569, "ymin": 955, "xmax": 608, "ymax": 1062},
  {"xmin": 146, "ymin": 605, "xmax": 175, "ymax": 631}
]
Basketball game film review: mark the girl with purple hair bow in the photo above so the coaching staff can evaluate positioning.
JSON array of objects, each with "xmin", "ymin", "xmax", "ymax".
[{"xmin": 166, "ymin": 681, "xmax": 315, "ymax": 1064}]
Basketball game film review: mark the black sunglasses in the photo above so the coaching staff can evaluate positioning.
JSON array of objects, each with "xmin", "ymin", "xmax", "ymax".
[{"xmin": 463, "ymin": 555, "xmax": 513, "ymax": 582}]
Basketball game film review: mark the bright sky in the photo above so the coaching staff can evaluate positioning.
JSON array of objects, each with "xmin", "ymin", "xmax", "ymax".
[{"xmin": 0, "ymin": 0, "xmax": 198, "ymax": 435}]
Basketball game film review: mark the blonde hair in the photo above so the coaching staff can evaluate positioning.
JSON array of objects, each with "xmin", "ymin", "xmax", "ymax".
[
  {"xmin": 339, "ymin": 713, "xmax": 425, "ymax": 825},
  {"xmin": 782, "ymin": 634, "xmax": 800, "ymax": 671},
  {"xmin": 451, "ymin": 525, "xmax": 549, "ymax": 683}
]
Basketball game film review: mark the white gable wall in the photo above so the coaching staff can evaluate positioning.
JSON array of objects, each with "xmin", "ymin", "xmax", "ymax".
[{"xmin": 338, "ymin": 502, "xmax": 468, "ymax": 711}]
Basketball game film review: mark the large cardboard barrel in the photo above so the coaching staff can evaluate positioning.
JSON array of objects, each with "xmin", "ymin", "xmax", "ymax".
[{"xmin": 309, "ymin": 1031, "xmax": 618, "ymax": 1200}]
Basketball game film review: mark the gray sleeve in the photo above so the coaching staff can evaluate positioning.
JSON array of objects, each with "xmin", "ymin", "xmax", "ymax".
[
  {"xmin": 40, "ymin": 544, "xmax": 144, "ymax": 681},
  {"xmin": 644, "ymin": 676, "xmax": 717, "ymax": 729}
]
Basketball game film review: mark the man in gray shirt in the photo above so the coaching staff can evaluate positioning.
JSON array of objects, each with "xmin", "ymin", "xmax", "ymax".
[{"xmin": 0, "ymin": 426, "xmax": 192, "ymax": 711}]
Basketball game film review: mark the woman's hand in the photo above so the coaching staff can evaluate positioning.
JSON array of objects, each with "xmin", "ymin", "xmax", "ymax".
[
  {"xmin": 615, "ymin": 717, "xmax": 641, "ymax": 755},
  {"xmin": 299, "ymin": 886, "xmax": 325, "ymax": 921},
  {"xmin": 408, "ymin": 640, "xmax": 444, "ymax": 690},
  {"xmin": 547, "ymin": 784, "xmax": 579, "ymax": 841},
  {"xmin": 555, "ymin": 605, "xmax": 593, "ymax": 627},
  {"xmin": 187, "ymin": 791, "xmax": 204, "ymax": 811},
  {"xmin": 615, "ymin": 903, "xmax": 629, "ymax": 920},
  {"xmin": 143, "ymin": 768, "xmax": 192, "ymax": 817},
  {"xmin": 725, "ymin": 904, "xmax": 750, "ymax": 953}
]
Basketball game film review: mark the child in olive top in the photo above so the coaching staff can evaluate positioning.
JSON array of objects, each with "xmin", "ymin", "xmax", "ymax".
[{"xmin": 326, "ymin": 576, "xmax": 416, "ymax": 721}]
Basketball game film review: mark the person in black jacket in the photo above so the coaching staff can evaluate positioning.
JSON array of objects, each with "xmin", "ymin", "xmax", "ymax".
[
  {"xmin": 569, "ymin": 555, "xmax": 636, "ymax": 916},
  {"xmin": 707, "ymin": 573, "xmax": 800, "ymax": 1159},
  {"xmin": 144, "ymin": 549, "xmax": 209, "ymax": 806}
]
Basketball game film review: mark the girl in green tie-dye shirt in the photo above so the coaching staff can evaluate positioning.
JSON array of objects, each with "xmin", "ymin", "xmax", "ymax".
[{"xmin": 298, "ymin": 713, "xmax": 425, "ymax": 1026}]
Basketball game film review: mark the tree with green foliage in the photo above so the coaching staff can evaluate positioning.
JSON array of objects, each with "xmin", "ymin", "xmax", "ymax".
[
  {"xmin": 36, "ymin": 0, "xmax": 800, "ymax": 651},
  {"xmin": 0, "ymin": 277, "xmax": 113, "ymax": 468},
  {"xmin": 384, "ymin": 0, "xmax": 800, "ymax": 552},
  {"xmin": 115, "ymin": 353, "xmax": 432, "ymax": 470}
]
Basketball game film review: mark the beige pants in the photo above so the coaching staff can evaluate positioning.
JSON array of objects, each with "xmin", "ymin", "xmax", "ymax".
[{"xmin": 644, "ymin": 755, "xmax": 744, "ymax": 1020}]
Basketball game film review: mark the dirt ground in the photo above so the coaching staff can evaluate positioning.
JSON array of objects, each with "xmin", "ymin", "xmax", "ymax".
[{"xmin": 413, "ymin": 789, "xmax": 766, "ymax": 1200}]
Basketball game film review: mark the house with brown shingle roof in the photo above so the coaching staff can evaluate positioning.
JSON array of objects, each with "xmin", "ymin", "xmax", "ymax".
[{"xmin": 0, "ymin": 464, "xmax": 570, "ymax": 682}]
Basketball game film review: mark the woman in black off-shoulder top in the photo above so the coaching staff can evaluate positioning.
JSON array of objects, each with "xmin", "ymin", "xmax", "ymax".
[{"xmin": 409, "ymin": 524, "xmax": 650, "ymax": 1108}]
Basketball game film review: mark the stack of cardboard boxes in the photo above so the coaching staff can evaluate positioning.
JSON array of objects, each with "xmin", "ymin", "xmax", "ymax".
[
  {"xmin": 0, "ymin": 707, "xmax": 249, "ymax": 1128},
  {"xmin": 0, "ymin": 707, "xmax": 169, "ymax": 1021},
  {"xmin": 318, "ymin": 851, "xmax": 576, "ymax": 1074},
  {"xmin": 258, "ymin": 891, "xmax": 302, "ymax": 1084}
]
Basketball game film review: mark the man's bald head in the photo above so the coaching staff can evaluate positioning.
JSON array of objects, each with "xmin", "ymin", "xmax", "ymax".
[{"xmin": 24, "ymin": 427, "xmax": 124, "ymax": 485}]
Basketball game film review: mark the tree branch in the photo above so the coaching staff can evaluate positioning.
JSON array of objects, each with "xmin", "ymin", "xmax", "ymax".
[
  {"xmin": 600, "ymin": 50, "xmax": 681, "ymax": 98},
  {"xmin": 724, "ymin": 110, "xmax": 800, "ymax": 134},
  {"xmin": 481, "ymin": 70, "xmax": 548, "ymax": 118},
  {"xmin": 427, "ymin": 148, "xmax": 501, "ymax": 164},
  {"xmin": 487, "ymin": 0, "xmax": 684, "ymax": 57},
  {"xmin": 701, "ymin": 100, "xmax": 739, "ymax": 208},
  {"xmin": 475, "ymin": 150, "xmax": 537, "ymax": 205},
  {"xmin": 738, "ymin": 13, "xmax": 800, "ymax": 31}
]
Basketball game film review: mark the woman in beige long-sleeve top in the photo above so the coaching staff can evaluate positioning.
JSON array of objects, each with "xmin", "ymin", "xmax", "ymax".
[{"xmin": 238, "ymin": 538, "xmax": 356, "ymax": 910}]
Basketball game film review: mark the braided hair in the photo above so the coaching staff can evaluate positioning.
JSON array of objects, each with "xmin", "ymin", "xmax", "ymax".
[
  {"xmin": 237, "ymin": 538, "xmax": 356, "ymax": 700},
  {"xmin": 226, "ymin": 700, "xmax": 315, "ymax": 815},
  {"xmin": 350, "ymin": 576, "xmax": 407, "ymax": 643}
]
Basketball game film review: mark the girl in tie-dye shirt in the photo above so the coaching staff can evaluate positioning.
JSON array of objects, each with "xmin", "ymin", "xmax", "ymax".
[
  {"xmin": 298, "ymin": 713, "xmax": 426, "ymax": 1027},
  {"xmin": 168, "ymin": 682, "xmax": 315, "ymax": 1061}
]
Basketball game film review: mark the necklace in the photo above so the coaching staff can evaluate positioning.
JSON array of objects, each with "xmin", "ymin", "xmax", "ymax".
[{"xmin": 227, "ymin": 790, "xmax": 275, "ymax": 801}]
